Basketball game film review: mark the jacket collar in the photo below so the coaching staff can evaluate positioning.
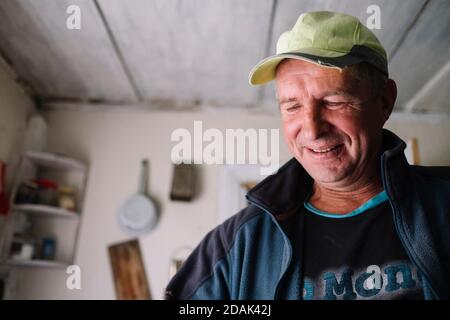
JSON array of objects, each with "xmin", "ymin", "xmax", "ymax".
[{"xmin": 246, "ymin": 129, "xmax": 406, "ymax": 220}]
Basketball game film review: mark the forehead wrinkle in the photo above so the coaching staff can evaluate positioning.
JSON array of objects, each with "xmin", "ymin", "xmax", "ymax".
[{"xmin": 277, "ymin": 73, "xmax": 360, "ymax": 104}]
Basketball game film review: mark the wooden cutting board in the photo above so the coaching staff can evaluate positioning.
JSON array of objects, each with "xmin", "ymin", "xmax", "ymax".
[{"xmin": 108, "ymin": 239, "xmax": 151, "ymax": 300}]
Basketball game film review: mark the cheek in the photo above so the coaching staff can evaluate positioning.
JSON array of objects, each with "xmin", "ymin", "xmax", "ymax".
[
  {"xmin": 354, "ymin": 103, "xmax": 386, "ymax": 134},
  {"xmin": 336, "ymin": 118, "xmax": 371, "ymax": 155},
  {"xmin": 281, "ymin": 117, "xmax": 301, "ymax": 146}
]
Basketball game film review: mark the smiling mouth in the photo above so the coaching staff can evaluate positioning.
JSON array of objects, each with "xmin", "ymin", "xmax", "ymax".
[
  {"xmin": 304, "ymin": 144, "xmax": 344, "ymax": 158},
  {"xmin": 307, "ymin": 144, "xmax": 342, "ymax": 153}
]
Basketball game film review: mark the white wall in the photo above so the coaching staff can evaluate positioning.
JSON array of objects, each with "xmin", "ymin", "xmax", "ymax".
[
  {"xmin": 14, "ymin": 109, "xmax": 291, "ymax": 299},
  {"xmin": 0, "ymin": 62, "xmax": 34, "ymax": 285},
  {"xmin": 0, "ymin": 62, "xmax": 34, "ymax": 191},
  {"xmin": 386, "ymin": 114, "xmax": 450, "ymax": 166},
  {"xmin": 12, "ymin": 108, "xmax": 450, "ymax": 300}
]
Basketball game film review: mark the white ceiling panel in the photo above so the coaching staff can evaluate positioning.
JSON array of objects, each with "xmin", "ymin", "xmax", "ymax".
[
  {"xmin": 389, "ymin": 0, "xmax": 450, "ymax": 111},
  {"xmin": 97, "ymin": 0, "xmax": 273, "ymax": 108},
  {"xmin": 0, "ymin": 0, "xmax": 137, "ymax": 102},
  {"xmin": 403, "ymin": 59, "xmax": 450, "ymax": 113}
]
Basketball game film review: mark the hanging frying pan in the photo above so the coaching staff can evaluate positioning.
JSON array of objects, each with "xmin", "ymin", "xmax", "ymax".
[{"xmin": 118, "ymin": 159, "xmax": 159, "ymax": 235}]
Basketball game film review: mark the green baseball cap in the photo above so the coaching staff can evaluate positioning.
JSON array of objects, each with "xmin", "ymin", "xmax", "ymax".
[{"xmin": 249, "ymin": 11, "xmax": 388, "ymax": 85}]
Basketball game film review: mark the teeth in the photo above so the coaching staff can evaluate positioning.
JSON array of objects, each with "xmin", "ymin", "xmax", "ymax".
[{"xmin": 312, "ymin": 146, "xmax": 335, "ymax": 153}]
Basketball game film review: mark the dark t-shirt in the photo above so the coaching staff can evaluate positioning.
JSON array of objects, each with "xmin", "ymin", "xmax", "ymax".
[{"xmin": 281, "ymin": 191, "xmax": 424, "ymax": 300}]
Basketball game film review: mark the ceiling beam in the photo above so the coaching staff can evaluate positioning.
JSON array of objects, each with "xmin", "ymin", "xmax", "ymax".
[
  {"xmin": 257, "ymin": 0, "xmax": 278, "ymax": 103},
  {"xmin": 388, "ymin": 0, "xmax": 430, "ymax": 62},
  {"xmin": 93, "ymin": 0, "xmax": 143, "ymax": 101}
]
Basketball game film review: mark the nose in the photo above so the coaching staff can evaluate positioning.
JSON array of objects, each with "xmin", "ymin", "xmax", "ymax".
[{"xmin": 301, "ymin": 103, "xmax": 329, "ymax": 141}]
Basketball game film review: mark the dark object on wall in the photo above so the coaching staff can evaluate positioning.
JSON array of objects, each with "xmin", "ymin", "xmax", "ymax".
[
  {"xmin": 0, "ymin": 277, "xmax": 4, "ymax": 299},
  {"xmin": 0, "ymin": 161, "xmax": 9, "ymax": 215},
  {"xmin": 170, "ymin": 164, "xmax": 195, "ymax": 201},
  {"xmin": 108, "ymin": 239, "xmax": 151, "ymax": 300}
]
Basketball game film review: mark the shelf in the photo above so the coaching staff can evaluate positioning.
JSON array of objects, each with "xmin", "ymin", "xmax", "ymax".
[
  {"xmin": 4, "ymin": 259, "xmax": 69, "ymax": 269},
  {"xmin": 13, "ymin": 204, "xmax": 80, "ymax": 220},
  {"xmin": 0, "ymin": 150, "xmax": 88, "ymax": 274},
  {"xmin": 24, "ymin": 151, "xmax": 87, "ymax": 171}
]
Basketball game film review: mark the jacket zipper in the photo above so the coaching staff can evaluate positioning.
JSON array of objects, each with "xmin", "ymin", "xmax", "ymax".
[
  {"xmin": 246, "ymin": 197, "xmax": 294, "ymax": 300},
  {"xmin": 381, "ymin": 155, "xmax": 439, "ymax": 299}
]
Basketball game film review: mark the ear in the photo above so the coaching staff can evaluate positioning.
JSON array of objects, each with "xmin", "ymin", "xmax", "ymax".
[{"xmin": 381, "ymin": 79, "xmax": 397, "ymax": 124}]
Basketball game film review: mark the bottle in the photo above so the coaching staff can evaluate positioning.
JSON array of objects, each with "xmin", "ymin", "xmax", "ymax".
[{"xmin": 41, "ymin": 236, "xmax": 56, "ymax": 260}]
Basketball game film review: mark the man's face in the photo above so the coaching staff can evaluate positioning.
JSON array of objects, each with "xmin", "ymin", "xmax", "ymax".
[{"xmin": 276, "ymin": 59, "xmax": 390, "ymax": 186}]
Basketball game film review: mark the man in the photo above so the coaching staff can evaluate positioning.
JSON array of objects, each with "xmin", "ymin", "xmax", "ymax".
[{"xmin": 166, "ymin": 11, "xmax": 450, "ymax": 300}]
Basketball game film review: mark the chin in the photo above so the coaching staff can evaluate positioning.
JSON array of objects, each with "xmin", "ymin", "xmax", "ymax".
[
  {"xmin": 302, "ymin": 162, "xmax": 351, "ymax": 184},
  {"xmin": 311, "ymin": 172, "xmax": 346, "ymax": 184}
]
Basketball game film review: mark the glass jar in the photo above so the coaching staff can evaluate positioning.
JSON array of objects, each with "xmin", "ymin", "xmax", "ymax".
[{"xmin": 58, "ymin": 186, "xmax": 76, "ymax": 211}]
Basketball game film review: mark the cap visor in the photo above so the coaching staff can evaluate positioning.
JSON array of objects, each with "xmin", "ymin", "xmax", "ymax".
[{"xmin": 249, "ymin": 49, "xmax": 363, "ymax": 85}]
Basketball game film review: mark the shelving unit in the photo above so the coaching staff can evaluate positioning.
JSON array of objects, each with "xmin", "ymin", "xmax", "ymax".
[
  {"xmin": 12, "ymin": 204, "xmax": 80, "ymax": 220},
  {"xmin": 4, "ymin": 259, "xmax": 69, "ymax": 269},
  {"xmin": 22, "ymin": 151, "xmax": 87, "ymax": 171},
  {"xmin": 0, "ymin": 151, "xmax": 88, "ymax": 269}
]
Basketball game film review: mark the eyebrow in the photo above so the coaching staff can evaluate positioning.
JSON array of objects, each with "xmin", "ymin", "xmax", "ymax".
[
  {"xmin": 321, "ymin": 90, "xmax": 355, "ymax": 99},
  {"xmin": 278, "ymin": 97, "xmax": 298, "ymax": 105},
  {"xmin": 279, "ymin": 90, "xmax": 356, "ymax": 105}
]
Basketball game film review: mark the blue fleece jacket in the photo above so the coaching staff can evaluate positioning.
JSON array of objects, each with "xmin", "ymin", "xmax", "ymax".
[{"xmin": 165, "ymin": 130, "xmax": 450, "ymax": 300}]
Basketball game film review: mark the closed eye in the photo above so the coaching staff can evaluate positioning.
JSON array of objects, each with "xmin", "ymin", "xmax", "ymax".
[
  {"xmin": 282, "ymin": 104, "xmax": 302, "ymax": 113},
  {"xmin": 287, "ymin": 104, "xmax": 301, "ymax": 111},
  {"xmin": 324, "ymin": 101, "xmax": 348, "ymax": 110}
]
